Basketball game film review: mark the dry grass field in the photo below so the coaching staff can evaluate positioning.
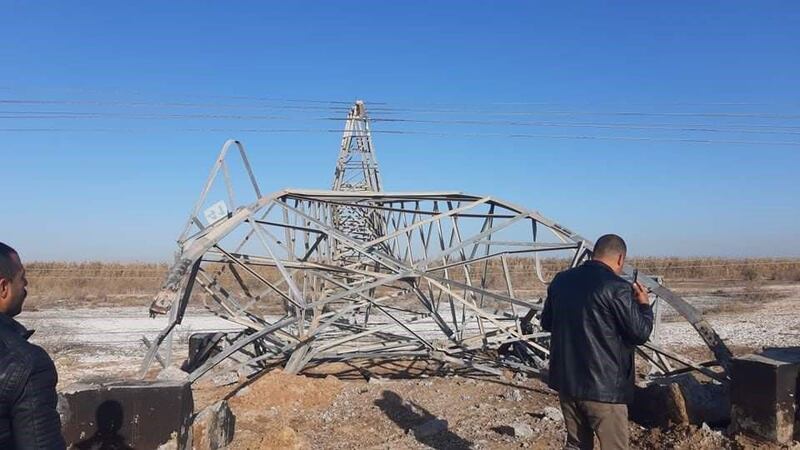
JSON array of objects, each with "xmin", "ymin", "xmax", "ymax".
[{"xmin": 23, "ymin": 257, "xmax": 800, "ymax": 308}]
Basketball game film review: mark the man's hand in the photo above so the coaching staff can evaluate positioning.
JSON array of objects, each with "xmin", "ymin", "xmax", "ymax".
[{"xmin": 632, "ymin": 281, "xmax": 650, "ymax": 305}]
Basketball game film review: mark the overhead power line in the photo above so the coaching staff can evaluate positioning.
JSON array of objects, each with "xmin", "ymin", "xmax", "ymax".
[
  {"xmin": 3, "ymin": 97, "xmax": 800, "ymax": 120},
  {"xmin": 0, "ymin": 98, "xmax": 350, "ymax": 112},
  {"xmin": 368, "ymin": 106, "xmax": 800, "ymax": 120},
  {"xmin": 2, "ymin": 126, "xmax": 799, "ymax": 147},
  {"xmin": 3, "ymin": 111, "xmax": 800, "ymax": 136}
]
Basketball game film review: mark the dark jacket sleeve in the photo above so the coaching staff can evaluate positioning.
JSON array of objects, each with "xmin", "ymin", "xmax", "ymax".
[
  {"xmin": 607, "ymin": 283, "xmax": 654, "ymax": 346},
  {"xmin": 540, "ymin": 273, "xmax": 559, "ymax": 332},
  {"xmin": 11, "ymin": 346, "xmax": 65, "ymax": 450}
]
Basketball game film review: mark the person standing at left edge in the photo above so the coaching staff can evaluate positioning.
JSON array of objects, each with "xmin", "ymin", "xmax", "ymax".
[{"xmin": 0, "ymin": 242, "xmax": 65, "ymax": 449}]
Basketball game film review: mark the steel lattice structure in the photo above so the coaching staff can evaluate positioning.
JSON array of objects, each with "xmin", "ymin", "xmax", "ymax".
[
  {"xmin": 330, "ymin": 101, "xmax": 386, "ymax": 265},
  {"xmin": 141, "ymin": 101, "xmax": 732, "ymax": 383}
]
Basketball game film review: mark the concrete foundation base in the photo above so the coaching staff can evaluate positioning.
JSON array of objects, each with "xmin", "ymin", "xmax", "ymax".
[
  {"xmin": 59, "ymin": 380, "xmax": 193, "ymax": 449},
  {"xmin": 730, "ymin": 347, "xmax": 800, "ymax": 444}
]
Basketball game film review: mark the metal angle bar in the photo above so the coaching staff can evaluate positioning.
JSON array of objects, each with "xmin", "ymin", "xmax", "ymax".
[
  {"xmin": 248, "ymin": 216, "xmax": 307, "ymax": 308},
  {"xmin": 360, "ymin": 197, "xmax": 492, "ymax": 250},
  {"xmin": 470, "ymin": 203, "xmax": 494, "ymax": 261},
  {"xmin": 426, "ymin": 244, "xmax": 581, "ymax": 273},
  {"xmin": 652, "ymin": 361, "xmax": 720, "ymax": 378},
  {"xmin": 310, "ymin": 314, "xmax": 435, "ymax": 355},
  {"xmin": 221, "ymin": 159, "xmax": 237, "ymax": 209},
  {"xmin": 457, "ymin": 331, "xmax": 551, "ymax": 351},
  {"xmin": 475, "ymin": 204, "xmax": 495, "ymax": 308},
  {"xmin": 212, "ymin": 245, "xmax": 303, "ymax": 309},
  {"xmin": 495, "ymin": 358, "xmax": 542, "ymax": 375},
  {"xmin": 192, "ymin": 201, "xmax": 279, "ymax": 277},
  {"xmin": 304, "ymin": 288, "xmax": 413, "ymax": 347},
  {"xmin": 276, "ymin": 199, "xmax": 407, "ymax": 274},
  {"xmin": 640, "ymin": 342, "xmax": 726, "ymax": 382},
  {"xmin": 313, "ymin": 351, "xmax": 429, "ymax": 361},
  {"xmin": 253, "ymin": 219, "xmax": 327, "ymax": 235},
  {"xmin": 370, "ymin": 303, "xmax": 435, "ymax": 350},
  {"xmin": 139, "ymin": 320, "xmax": 180, "ymax": 377},
  {"xmin": 320, "ymin": 342, "xmax": 426, "ymax": 357},
  {"xmin": 433, "ymin": 204, "xmax": 460, "ymax": 334},
  {"xmin": 308, "ymin": 282, "xmax": 409, "ymax": 325},
  {"xmin": 424, "ymin": 277, "xmax": 528, "ymax": 343},
  {"xmin": 139, "ymin": 258, "xmax": 202, "ymax": 375},
  {"xmin": 174, "ymin": 193, "xmax": 283, "ymax": 266},
  {"xmin": 236, "ymin": 141, "xmax": 262, "ymax": 198},
  {"xmin": 325, "ymin": 319, "xmax": 426, "ymax": 345},
  {"xmin": 500, "ymin": 255, "xmax": 518, "ymax": 320},
  {"xmin": 300, "ymin": 233, "xmax": 326, "ymax": 262},
  {"xmin": 286, "ymin": 190, "xmax": 589, "ymax": 245},
  {"xmin": 414, "ymin": 211, "xmax": 530, "ymax": 270},
  {"xmin": 193, "ymin": 270, "xmax": 282, "ymax": 335},
  {"xmin": 195, "ymin": 268, "xmax": 248, "ymax": 317},
  {"xmin": 630, "ymin": 268, "xmax": 733, "ymax": 370},
  {"xmin": 141, "ymin": 336, "xmax": 168, "ymax": 369},
  {"xmin": 531, "ymin": 221, "xmax": 549, "ymax": 283},
  {"xmin": 188, "ymin": 316, "xmax": 298, "ymax": 382},
  {"xmin": 387, "ymin": 209, "xmax": 402, "ymax": 258},
  {"xmin": 306, "ymin": 272, "xmax": 410, "ymax": 319},
  {"xmin": 410, "ymin": 285, "xmax": 455, "ymax": 338},
  {"xmin": 423, "ymin": 271, "xmax": 542, "ymax": 310},
  {"xmin": 429, "ymin": 351, "xmax": 504, "ymax": 376},
  {"xmin": 400, "ymin": 203, "xmax": 418, "ymax": 263},
  {"xmin": 648, "ymin": 297, "xmax": 674, "ymax": 373},
  {"xmin": 201, "ymin": 252, "xmax": 352, "ymax": 274},
  {"xmin": 286, "ymin": 189, "xmax": 475, "ymax": 201},
  {"xmin": 293, "ymin": 197, "xmax": 519, "ymax": 218},
  {"xmin": 635, "ymin": 347, "xmax": 670, "ymax": 375},
  {"xmin": 448, "ymin": 209, "xmax": 483, "ymax": 339},
  {"xmin": 472, "ymin": 241, "xmax": 576, "ymax": 247},
  {"xmin": 179, "ymin": 140, "xmax": 234, "ymax": 242},
  {"xmin": 192, "ymin": 273, "xmax": 293, "ymax": 349}
]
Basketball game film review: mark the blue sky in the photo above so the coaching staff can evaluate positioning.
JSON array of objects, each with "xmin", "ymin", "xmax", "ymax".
[{"xmin": 1, "ymin": 1, "xmax": 798, "ymax": 261}]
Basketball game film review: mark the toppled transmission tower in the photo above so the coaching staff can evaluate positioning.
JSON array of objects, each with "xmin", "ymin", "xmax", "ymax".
[{"xmin": 141, "ymin": 100, "xmax": 732, "ymax": 384}]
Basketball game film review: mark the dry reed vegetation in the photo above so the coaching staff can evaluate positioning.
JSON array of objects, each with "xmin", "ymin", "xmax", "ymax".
[
  {"xmin": 22, "ymin": 258, "xmax": 800, "ymax": 309},
  {"xmin": 626, "ymin": 257, "xmax": 800, "ymax": 282},
  {"xmin": 24, "ymin": 261, "xmax": 168, "ymax": 307}
]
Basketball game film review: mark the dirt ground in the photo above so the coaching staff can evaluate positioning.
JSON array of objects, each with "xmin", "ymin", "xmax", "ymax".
[{"xmin": 18, "ymin": 280, "xmax": 800, "ymax": 449}]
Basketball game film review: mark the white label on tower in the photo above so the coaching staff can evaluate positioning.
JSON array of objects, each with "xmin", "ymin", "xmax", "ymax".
[{"xmin": 204, "ymin": 201, "xmax": 229, "ymax": 225}]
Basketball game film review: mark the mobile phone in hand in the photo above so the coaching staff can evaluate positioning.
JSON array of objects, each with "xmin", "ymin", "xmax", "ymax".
[{"xmin": 633, "ymin": 269, "xmax": 638, "ymax": 284}]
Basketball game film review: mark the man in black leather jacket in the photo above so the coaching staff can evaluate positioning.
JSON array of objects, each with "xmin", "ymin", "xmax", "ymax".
[
  {"xmin": 0, "ymin": 243, "xmax": 65, "ymax": 449},
  {"xmin": 541, "ymin": 234, "xmax": 652, "ymax": 450}
]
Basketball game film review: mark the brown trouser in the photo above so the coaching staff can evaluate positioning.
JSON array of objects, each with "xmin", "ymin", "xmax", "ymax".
[{"xmin": 559, "ymin": 395, "xmax": 629, "ymax": 450}]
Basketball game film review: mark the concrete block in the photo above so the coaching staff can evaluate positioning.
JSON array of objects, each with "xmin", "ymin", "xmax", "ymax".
[
  {"xmin": 730, "ymin": 349, "xmax": 800, "ymax": 444},
  {"xmin": 60, "ymin": 380, "xmax": 193, "ymax": 449}
]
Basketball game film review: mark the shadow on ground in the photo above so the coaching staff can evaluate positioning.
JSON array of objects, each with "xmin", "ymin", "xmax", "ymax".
[{"xmin": 374, "ymin": 390, "xmax": 473, "ymax": 450}]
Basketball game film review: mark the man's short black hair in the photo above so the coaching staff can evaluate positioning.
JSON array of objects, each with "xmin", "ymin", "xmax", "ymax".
[
  {"xmin": 593, "ymin": 234, "xmax": 627, "ymax": 259},
  {"xmin": 0, "ymin": 242, "xmax": 21, "ymax": 281}
]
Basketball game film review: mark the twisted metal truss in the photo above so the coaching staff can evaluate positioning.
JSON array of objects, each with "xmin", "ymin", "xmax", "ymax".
[{"xmin": 140, "ymin": 102, "xmax": 732, "ymax": 383}]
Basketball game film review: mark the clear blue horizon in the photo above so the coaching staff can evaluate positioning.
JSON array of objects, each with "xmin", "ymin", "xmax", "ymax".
[{"xmin": 1, "ymin": 1, "xmax": 799, "ymax": 262}]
